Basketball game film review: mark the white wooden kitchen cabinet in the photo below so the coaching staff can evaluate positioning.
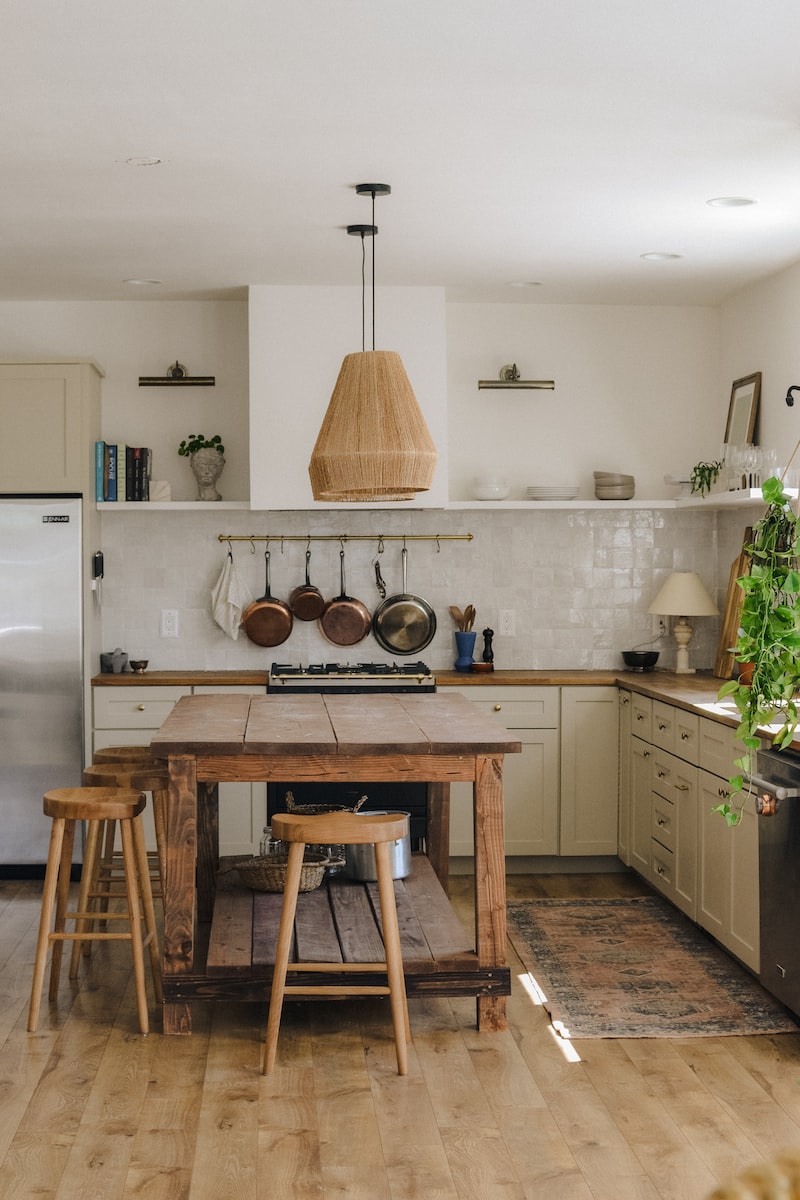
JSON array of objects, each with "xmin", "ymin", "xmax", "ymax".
[
  {"xmin": 447, "ymin": 687, "xmax": 559, "ymax": 856},
  {"xmin": 93, "ymin": 684, "xmax": 267, "ymax": 857},
  {"xmin": 559, "ymin": 687, "xmax": 619, "ymax": 855},
  {"xmin": 697, "ymin": 719, "xmax": 759, "ymax": 972},
  {"xmin": 0, "ymin": 359, "xmax": 102, "ymax": 494},
  {"xmin": 622, "ymin": 689, "xmax": 759, "ymax": 972}
]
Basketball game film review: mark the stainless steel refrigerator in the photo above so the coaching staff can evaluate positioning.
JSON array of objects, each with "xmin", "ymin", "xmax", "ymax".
[{"xmin": 0, "ymin": 496, "xmax": 83, "ymax": 867}]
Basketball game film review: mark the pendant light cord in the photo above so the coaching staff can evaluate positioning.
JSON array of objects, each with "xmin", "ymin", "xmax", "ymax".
[
  {"xmin": 370, "ymin": 189, "xmax": 376, "ymax": 351},
  {"xmin": 359, "ymin": 233, "xmax": 367, "ymax": 352}
]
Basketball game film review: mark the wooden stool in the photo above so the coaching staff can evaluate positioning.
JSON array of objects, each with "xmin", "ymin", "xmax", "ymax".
[
  {"xmin": 262, "ymin": 810, "xmax": 411, "ymax": 1076},
  {"xmin": 93, "ymin": 745, "xmax": 157, "ymax": 765},
  {"xmin": 28, "ymin": 787, "xmax": 162, "ymax": 1035},
  {"xmin": 81, "ymin": 762, "xmax": 168, "ymax": 900}
]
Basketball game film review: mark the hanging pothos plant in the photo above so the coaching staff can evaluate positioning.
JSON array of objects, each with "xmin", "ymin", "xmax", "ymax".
[{"xmin": 714, "ymin": 475, "xmax": 800, "ymax": 825}]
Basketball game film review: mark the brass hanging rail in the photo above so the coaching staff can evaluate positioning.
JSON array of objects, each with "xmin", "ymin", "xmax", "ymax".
[{"xmin": 218, "ymin": 532, "xmax": 472, "ymax": 545}]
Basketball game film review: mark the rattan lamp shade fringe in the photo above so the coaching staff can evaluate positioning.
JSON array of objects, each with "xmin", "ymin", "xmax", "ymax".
[{"xmin": 309, "ymin": 350, "xmax": 438, "ymax": 501}]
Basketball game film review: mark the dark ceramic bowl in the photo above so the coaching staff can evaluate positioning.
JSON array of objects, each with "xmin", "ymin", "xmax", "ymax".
[{"xmin": 622, "ymin": 650, "xmax": 659, "ymax": 672}]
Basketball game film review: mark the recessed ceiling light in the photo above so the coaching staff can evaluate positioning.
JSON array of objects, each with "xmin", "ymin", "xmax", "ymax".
[
  {"xmin": 706, "ymin": 196, "xmax": 756, "ymax": 208},
  {"xmin": 507, "ymin": 280, "xmax": 543, "ymax": 288},
  {"xmin": 123, "ymin": 156, "xmax": 163, "ymax": 167},
  {"xmin": 123, "ymin": 278, "xmax": 162, "ymax": 286},
  {"xmin": 640, "ymin": 252, "xmax": 682, "ymax": 262}
]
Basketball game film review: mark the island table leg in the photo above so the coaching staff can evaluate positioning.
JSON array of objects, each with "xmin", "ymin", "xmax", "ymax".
[
  {"xmin": 162, "ymin": 754, "xmax": 197, "ymax": 1035},
  {"xmin": 473, "ymin": 754, "xmax": 507, "ymax": 1031}
]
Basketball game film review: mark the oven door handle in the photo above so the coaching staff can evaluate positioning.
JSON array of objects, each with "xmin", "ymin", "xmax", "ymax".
[{"xmin": 745, "ymin": 772, "xmax": 800, "ymax": 801}]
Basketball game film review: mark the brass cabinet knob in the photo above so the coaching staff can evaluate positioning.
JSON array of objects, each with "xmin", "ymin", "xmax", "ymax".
[
  {"xmin": 493, "ymin": 704, "xmax": 502, "ymax": 712},
  {"xmin": 137, "ymin": 703, "xmax": 146, "ymax": 711}
]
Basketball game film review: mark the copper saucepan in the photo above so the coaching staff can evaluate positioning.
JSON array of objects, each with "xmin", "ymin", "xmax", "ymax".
[
  {"xmin": 318, "ymin": 548, "xmax": 372, "ymax": 647},
  {"xmin": 242, "ymin": 550, "xmax": 293, "ymax": 647},
  {"xmin": 289, "ymin": 547, "xmax": 326, "ymax": 621}
]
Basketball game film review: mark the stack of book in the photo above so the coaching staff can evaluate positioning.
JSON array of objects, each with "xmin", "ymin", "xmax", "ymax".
[{"xmin": 95, "ymin": 442, "xmax": 152, "ymax": 501}]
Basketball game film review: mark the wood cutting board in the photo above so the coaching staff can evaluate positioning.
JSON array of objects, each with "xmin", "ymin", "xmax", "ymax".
[{"xmin": 714, "ymin": 526, "xmax": 752, "ymax": 679}]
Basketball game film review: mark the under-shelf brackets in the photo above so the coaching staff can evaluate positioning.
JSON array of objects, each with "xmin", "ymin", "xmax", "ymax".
[
  {"xmin": 478, "ymin": 363, "xmax": 554, "ymax": 390},
  {"xmin": 139, "ymin": 360, "xmax": 215, "ymax": 386}
]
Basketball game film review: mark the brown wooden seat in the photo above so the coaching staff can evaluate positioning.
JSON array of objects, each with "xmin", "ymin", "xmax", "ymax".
[
  {"xmin": 93, "ymin": 745, "xmax": 157, "ymax": 764},
  {"xmin": 81, "ymin": 762, "xmax": 168, "ymax": 905},
  {"xmin": 262, "ymin": 809, "xmax": 412, "ymax": 1076},
  {"xmin": 28, "ymin": 787, "xmax": 162, "ymax": 1035}
]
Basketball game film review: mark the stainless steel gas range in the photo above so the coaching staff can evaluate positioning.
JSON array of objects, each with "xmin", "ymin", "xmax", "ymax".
[{"xmin": 267, "ymin": 661, "xmax": 436, "ymax": 695}]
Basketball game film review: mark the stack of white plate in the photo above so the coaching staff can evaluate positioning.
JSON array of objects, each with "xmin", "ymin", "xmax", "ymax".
[
  {"xmin": 525, "ymin": 485, "xmax": 580, "ymax": 501},
  {"xmin": 593, "ymin": 471, "xmax": 635, "ymax": 500}
]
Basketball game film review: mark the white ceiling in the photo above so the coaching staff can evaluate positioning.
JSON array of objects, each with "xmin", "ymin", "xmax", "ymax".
[{"xmin": 5, "ymin": 0, "xmax": 800, "ymax": 306}]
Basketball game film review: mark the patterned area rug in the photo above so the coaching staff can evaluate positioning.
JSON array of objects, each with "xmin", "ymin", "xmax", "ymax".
[{"xmin": 507, "ymin": 895, "xmax": 800, "ymax": 1038}]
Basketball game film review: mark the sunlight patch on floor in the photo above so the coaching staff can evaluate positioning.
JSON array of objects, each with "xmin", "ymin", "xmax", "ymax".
[{"xmin": 518, "ymin": 970, "xmax": 582, "ymax": 1062}]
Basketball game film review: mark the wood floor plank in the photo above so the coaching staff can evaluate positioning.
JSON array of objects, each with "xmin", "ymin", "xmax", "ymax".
[
  {"xmin": 622, "ymin": 1038, "xmax": 767, "ymax": 1182},
  {"xmin": 53, "ymin": 981, "xmax": 160, "ymax": 1200},
  {"xmin": 187, "ymin": 1004, "xmax": 260, "ymax": 1200},
  {"xmin": 359, "ymin": 999, "xmax": 459, "ymax": 1199},
  {"xmin": 309, "ymin": 1001, "xmax": 393, "ymax": 1200},
  {"xmin": 578, "ymin": 1038, "xmax": 719, "ymax": 1199},
  {"xmin": 674, "ymin": 1038, "xmax": 800, "ymax": 1160}
]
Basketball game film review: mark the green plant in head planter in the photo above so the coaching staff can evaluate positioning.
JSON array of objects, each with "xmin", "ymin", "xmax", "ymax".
[
  {"xmin": 178, "ymin": 433, "xmax": 226, "ymax": 501},
  {"xmin": 715, "ymin": 474, "xmax": 800, "ymax": 825}
]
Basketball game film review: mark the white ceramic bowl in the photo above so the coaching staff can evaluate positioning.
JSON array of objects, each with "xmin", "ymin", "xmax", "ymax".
[{"xmin": 472, "ymin": 478, "xmax": 510, "ymax": 500}]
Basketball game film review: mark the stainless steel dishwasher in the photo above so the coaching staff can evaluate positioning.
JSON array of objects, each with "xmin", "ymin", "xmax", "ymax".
[{"xmin": 750, "ymin": 745, "xmax": 800, "ymax": 1016}]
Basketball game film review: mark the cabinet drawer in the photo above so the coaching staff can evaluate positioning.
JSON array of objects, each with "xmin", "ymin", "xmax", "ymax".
[
  {"xmin": 468, "ymin": 688, "xmax": 558, "ymax": 728},
  {"xmin": 699, "ymin": 717, "xmax": 737, "ymax": 778},
  {"xmin": 652, "ymin": 794, "xmax": 675, "ymax": 851},
  {"xmin": 652, "ymin": 701, "xmax": 699, "ymax": 763},
  {"xmin": 652, "ymin": 840, "xmax": 675, "ymax": 888},
  {"xmin": 630, "ymin": 694, "xmax": 652, "ymax": 740},
  {"xmin": 653, "ymin": 747, "xmax": 697, "ymax": 804},
  {"xmin": 93, "ymin": 686, "xmax": 191, "ymax": 729}
]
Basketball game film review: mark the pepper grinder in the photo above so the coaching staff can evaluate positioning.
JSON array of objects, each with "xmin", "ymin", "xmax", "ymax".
[{"xmin": 482, "ymin": 627, "xmax": 494, "ymax": 665}]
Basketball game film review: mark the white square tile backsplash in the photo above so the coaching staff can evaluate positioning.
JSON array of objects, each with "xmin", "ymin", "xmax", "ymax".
[{"xmin": 98, "ymin": 503, "xmax": 760, "ymax": 675}]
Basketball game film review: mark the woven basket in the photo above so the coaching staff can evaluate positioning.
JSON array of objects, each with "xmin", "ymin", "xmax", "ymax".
[
  {"xmin": 235, "ymin": 852, "xmax": 328, "ymax": 893},
  {"xmin": 284, "ymin": 791, "xmax": 367, "ymax": 815}
]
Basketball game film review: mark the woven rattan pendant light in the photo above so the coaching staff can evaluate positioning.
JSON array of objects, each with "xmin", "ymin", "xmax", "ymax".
[{"xmin": 308, "ymin": 184, "xmax": 437, "ymax": 502}]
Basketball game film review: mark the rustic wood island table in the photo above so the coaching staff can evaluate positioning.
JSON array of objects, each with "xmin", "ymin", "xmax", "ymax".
[{"xmin": 150, "ymin": 691, "xmax": 521, "ymax": 1035}]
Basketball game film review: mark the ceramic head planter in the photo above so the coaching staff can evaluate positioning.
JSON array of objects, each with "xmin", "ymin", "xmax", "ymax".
[{"xmin": 178, "ymin": 434, "xmax": 226, "ymax": 501}]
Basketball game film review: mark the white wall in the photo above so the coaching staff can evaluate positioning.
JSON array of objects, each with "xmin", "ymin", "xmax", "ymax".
[
  {"xmin": 720, "ymin": 259, "xmax": 800, "ymax": 474},
  {"xmin": 0, "ymin": 300, "xmax": 250, "ymax": 502},
  {"xmin": 447, "ymin": 302, "xmax": 722, "ymax": 500}
]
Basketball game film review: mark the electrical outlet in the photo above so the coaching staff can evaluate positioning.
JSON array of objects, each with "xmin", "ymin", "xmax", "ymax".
[
  {"xmin": 160, "ymin": 608, "xmax": 179, "ymax": 638},
  {"xmin": 498, "ymin": 609, "xmax": 516, "ymax": 637},
  {"xmin": 653, "ymin": 615, "xmax": 667, "ymax": 637}
]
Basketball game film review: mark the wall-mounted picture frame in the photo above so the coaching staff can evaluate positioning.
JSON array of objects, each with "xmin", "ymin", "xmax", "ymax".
[{"xmin": 724, "ymin": 372, "xmax": 761, "ymax": 445}]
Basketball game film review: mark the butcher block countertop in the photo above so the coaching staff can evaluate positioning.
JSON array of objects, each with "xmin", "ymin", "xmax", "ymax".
[
  {"xmin": 91, "ymin": 666, "xmax": 743, "ymax": 730},
  {"xmin": 91, "ymin": 669, "xmax": 269, "ymax": 687}
]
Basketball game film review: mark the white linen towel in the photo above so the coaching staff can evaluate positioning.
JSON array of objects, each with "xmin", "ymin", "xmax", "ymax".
[{"xmin": 211, "ymin": 551, "xmax": 253, "ymax": 640}]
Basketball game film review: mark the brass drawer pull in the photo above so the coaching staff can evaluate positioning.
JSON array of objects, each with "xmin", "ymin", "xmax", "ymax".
[
  {"xmin": 494, "ymin": 704, "xmax": 502, "ymax": 712},
  {"xmin": 137, "ymin": 704, "xmax": 146, "ymax": 711}
]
